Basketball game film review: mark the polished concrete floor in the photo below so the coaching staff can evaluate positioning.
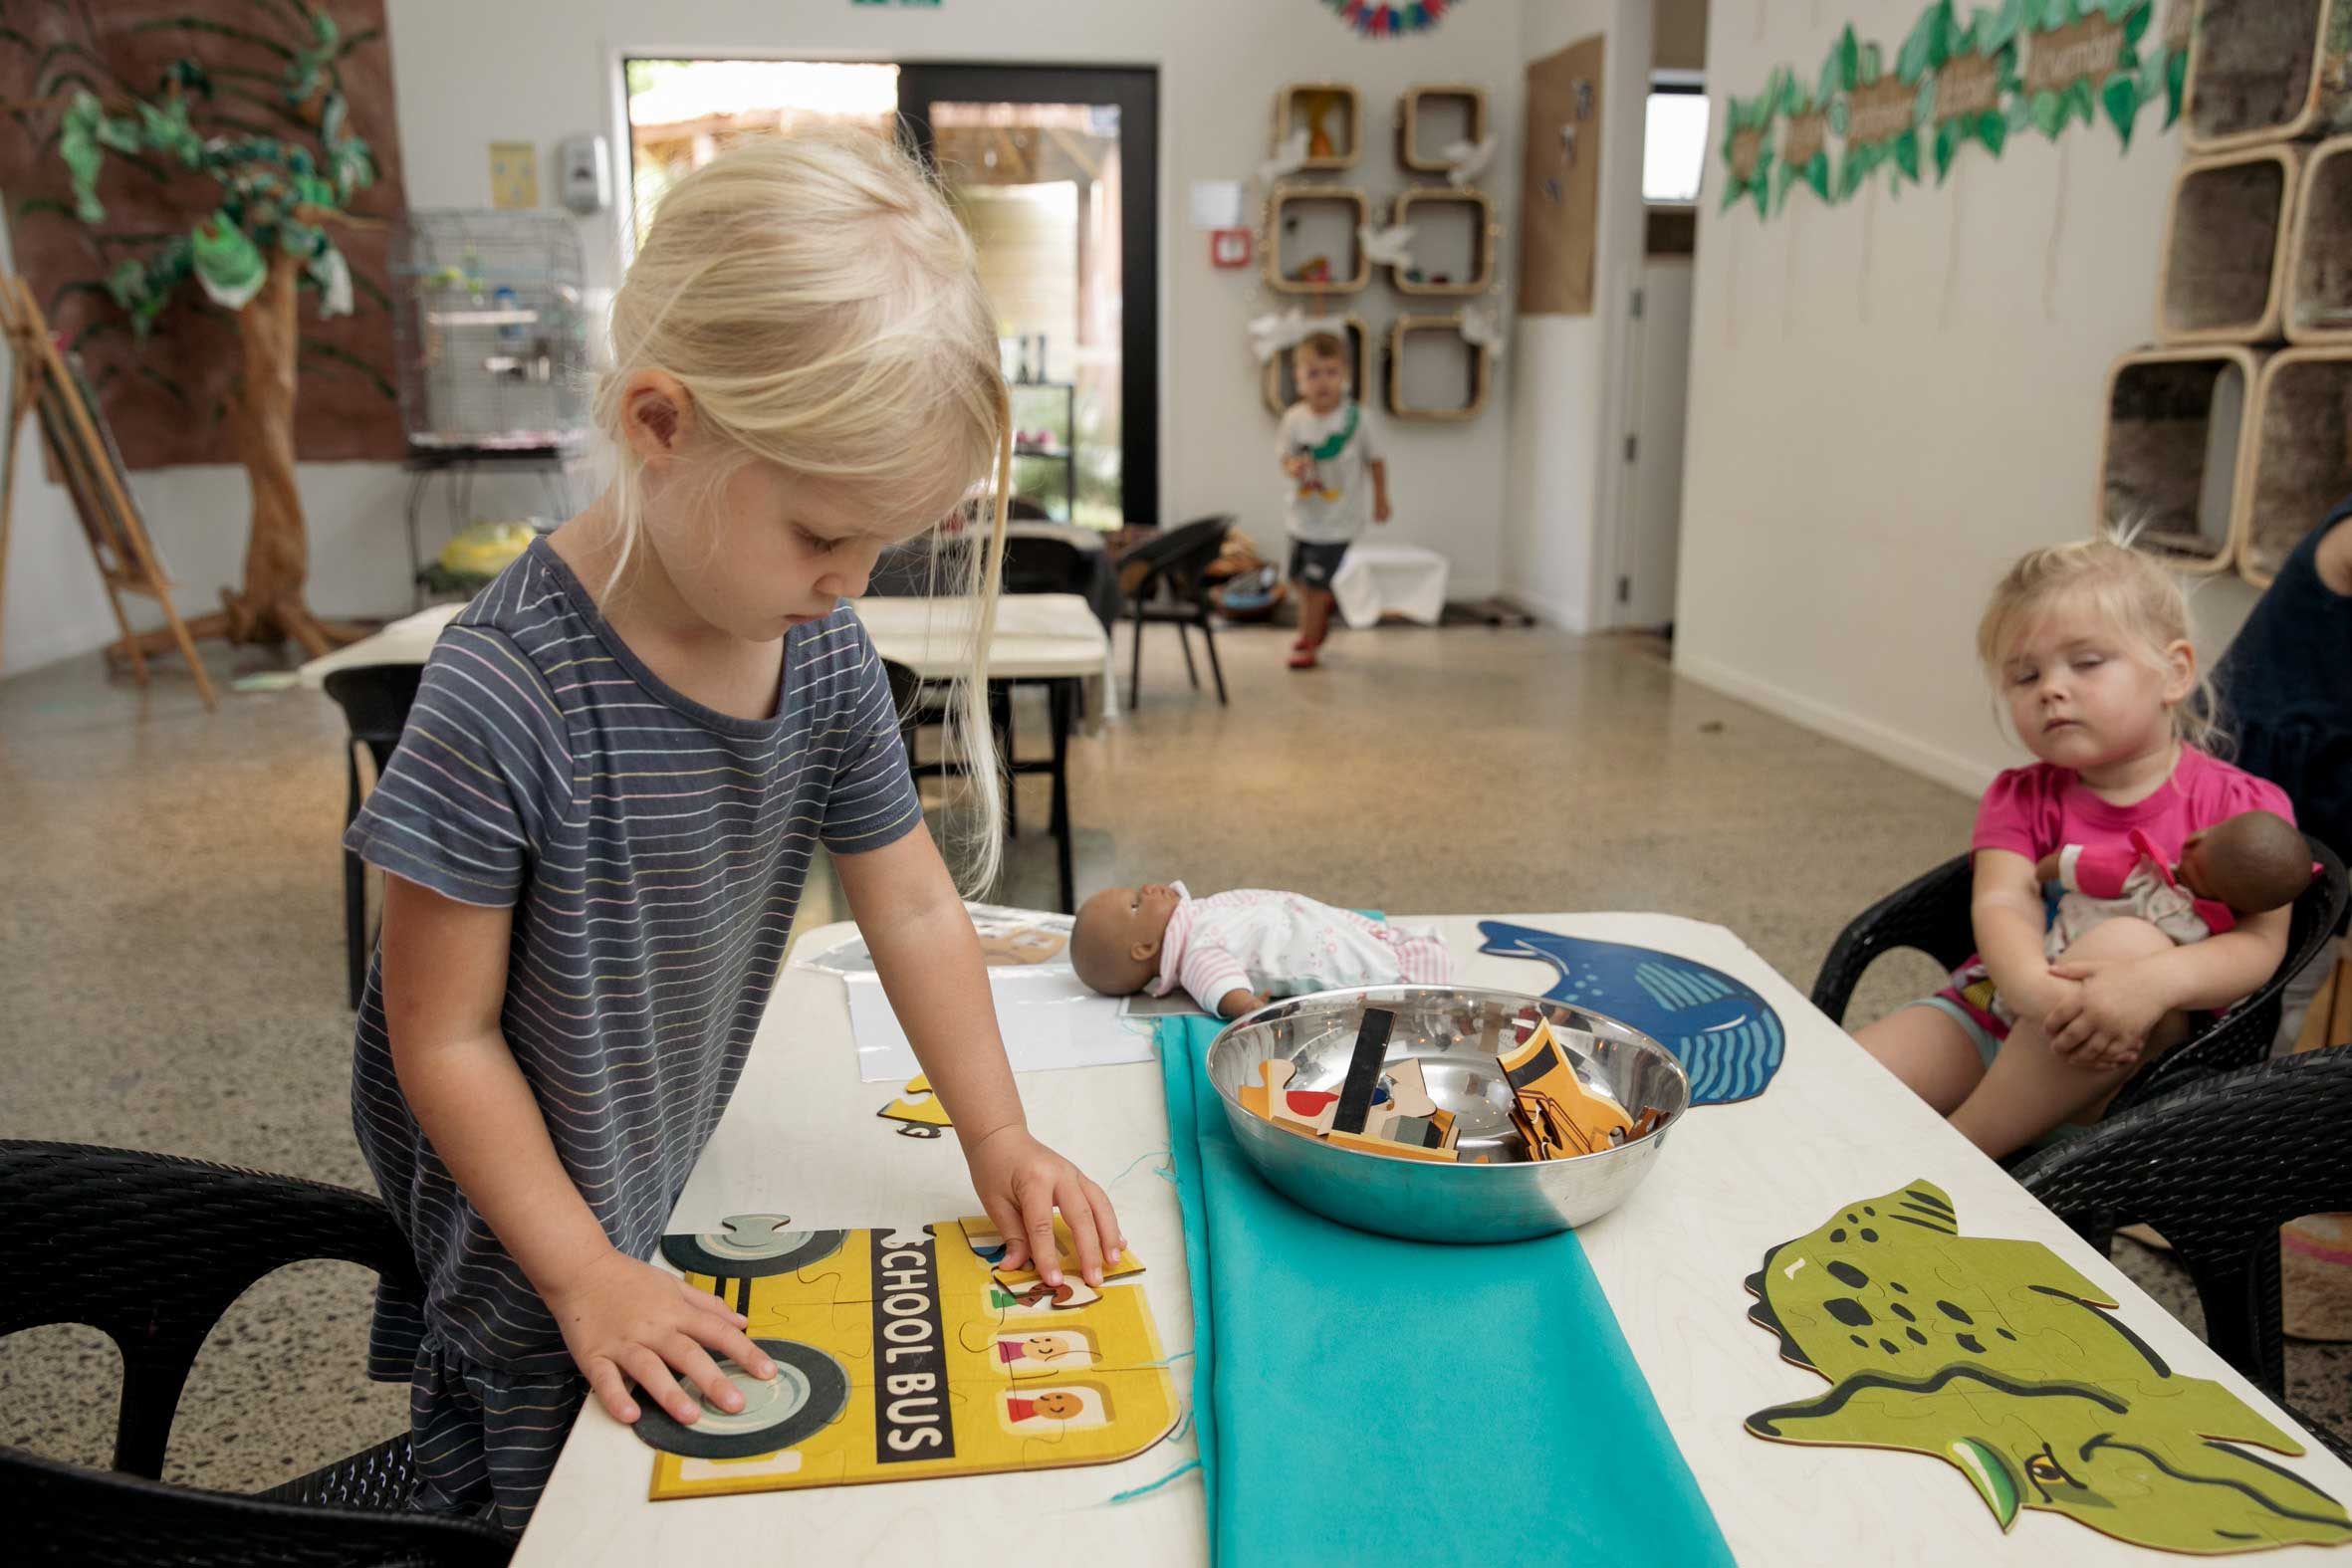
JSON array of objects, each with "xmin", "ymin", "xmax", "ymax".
[{"xmin": 1, "ymin": 615, "xmax": 2342, "ymax": 1491}]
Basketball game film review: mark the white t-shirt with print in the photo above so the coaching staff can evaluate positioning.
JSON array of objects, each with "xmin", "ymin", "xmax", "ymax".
[{"xmin": 1277, "ymin": 398, "xmax": 1384, "ymax": 544}]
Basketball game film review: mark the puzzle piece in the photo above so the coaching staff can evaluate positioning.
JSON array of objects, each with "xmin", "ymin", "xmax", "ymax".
[
  {"xmin": 1744, "ymin": 1181, "xmax": 2352, "ymax": 1553},
  {"xmin": 1239, "ymin": 1057, "xmax": 1294, "ymax": 1120},
  {"xmin": 661, "ymin": 1216, "xmax": 850, "ymax": 1281},
  {"xmin": 877, "ymin": 1072, "xmax": 954, "ymax": 1134},
  {"xmin": 1496, "ymin": 1016, "xmax": 1633, "ymax": 1159},
  {"xmin": 1327, "ymin": 1127, "xmax": 1459, "ymax": 1163},
  {"xmin": 975, "ymin": 1213, "xmax": 1144, "ymax": 1286}
]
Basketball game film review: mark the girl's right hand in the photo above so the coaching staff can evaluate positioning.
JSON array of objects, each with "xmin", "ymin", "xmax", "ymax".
[{"xmin": 546, "ymin": 1247, "xmax": 777, "ymax": 1425}]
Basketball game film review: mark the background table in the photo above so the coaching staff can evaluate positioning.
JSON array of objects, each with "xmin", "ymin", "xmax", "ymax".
[
  {"xmin": 515, "ymin": 913, "xmax": 2352, "ymax": 1566},
  {"xmin": 302, "ymin": 593, "xmax": 1113, "ymax": 913}
]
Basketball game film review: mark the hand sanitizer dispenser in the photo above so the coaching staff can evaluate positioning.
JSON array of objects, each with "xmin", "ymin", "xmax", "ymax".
[{"xmin": 558, "ymin": 133, "xmax": 610, "ymax": 215}]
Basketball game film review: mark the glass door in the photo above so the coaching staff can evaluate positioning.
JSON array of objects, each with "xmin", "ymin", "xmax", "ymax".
[{"xmin": 898, "ymin": 65, "xmax": 1158, "ymax": 528}]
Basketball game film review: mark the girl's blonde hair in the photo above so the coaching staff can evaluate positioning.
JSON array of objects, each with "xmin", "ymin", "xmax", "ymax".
[
  {"xmin": 596, "ymin": 126, "xmax": 1012, "ymax": 890},
  {"xmin": 1976, "ymin": 536, "xmax": 2229, "ymax": 756}
]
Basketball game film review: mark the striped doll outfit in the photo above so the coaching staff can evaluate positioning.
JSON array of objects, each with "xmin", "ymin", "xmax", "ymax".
[{"xmin": 346, "ymin": 539, "xmax": 922, "ymax": 1530}]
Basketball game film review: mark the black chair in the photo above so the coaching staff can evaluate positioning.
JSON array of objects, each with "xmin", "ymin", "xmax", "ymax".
[
  {"xmin": 1001, "ymin": 534, "xmax": 1119, "ymax": 629},
  {"xmin": 322, "ymin": 666, "xmax": 423, "ymax": 1009},
  {"xmin": 1118, "ymin": 515, "xmax": 1233, "ymax": 709},
  {"xmin": 2014, "ymin": 1046, "xmax": 2352, "ymax": 1458},
  {"xmin": 0, "ymin": 1140, "xmax": 511, "ymax": 1563},
  {"xmin": 884, "ymin": 658, "xmax": 1019, "ymax": 834},
  {"xmin": 1811, "ymin": 835, "xmax": 2349, "ymax": 1117}
]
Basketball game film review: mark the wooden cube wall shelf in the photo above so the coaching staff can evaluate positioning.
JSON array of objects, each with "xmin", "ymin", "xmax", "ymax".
[
  {"xmin": 2238, "ymin": 347, "xmax": 2352, "ymax": 587},
  {"xmin": 2184, "ymin": 0, "xmax": 2352, "ymax": 155},
  {"xmin": 1396, "ymin": 84, "xmax": 1489, "ymax": 174},
  {"xmin": 1388, "ymin": 188, "xmax": 1498, "ymax": 298},
  {"xmin": 1278, "ymin": 82, "xmax": 1361, "ymax": 172},
  {"xmin": 2286, "ymin": 135, "xmax": 2352, "ymax": 344},
  {"xmin": 1261, "ymin": 315, "xmax": 1369, "ymax": 417},
  {"xmin": 2097, "ymin": 347, "xmax": 2263, "ymax": 575},
  {"xmin": 2156, "ymin": 145, "xmax": 2302, "ymax": 344},
  {"xmin": 1384, "ymin": 314, "xmax": 1491, "ymax": 423},
  {"xmin": 1265, "ymin": 186, "xmax": 1371, "ymax": 295}
]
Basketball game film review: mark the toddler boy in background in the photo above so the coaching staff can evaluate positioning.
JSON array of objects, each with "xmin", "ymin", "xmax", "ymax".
[
  {"xmin": 1070, "ymin": 882, "xmax": 1449, "ymax": 1017},
  {"xmin": 1278, "ymin": 332, "xmax": 1389, "ymax": 670}
]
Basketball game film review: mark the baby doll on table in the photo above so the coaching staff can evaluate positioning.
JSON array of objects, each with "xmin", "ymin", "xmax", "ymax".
[
  {"xmin": 1069, "ymin": 882, "xmax": 1451, "ymax": 1017},
  {"xmin": 2032, "ymin": 807, "xmax": 2313, "ymax": 982}
]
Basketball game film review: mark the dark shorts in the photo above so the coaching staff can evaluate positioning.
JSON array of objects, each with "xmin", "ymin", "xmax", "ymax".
[{"xmin": 1289, "ymin": 539, "xmax": 1351, "ymax": 589}]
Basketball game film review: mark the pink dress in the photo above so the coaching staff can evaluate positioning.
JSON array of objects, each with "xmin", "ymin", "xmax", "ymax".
[{"xmin": 1934, "ymin": 749, "xmax": 2291, "ymax": 1039}]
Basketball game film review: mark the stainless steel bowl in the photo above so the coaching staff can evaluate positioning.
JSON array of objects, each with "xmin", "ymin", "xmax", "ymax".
[{"xmin": 1206, "ymin": 985, "xmax": 1691, "ymax": 1243}]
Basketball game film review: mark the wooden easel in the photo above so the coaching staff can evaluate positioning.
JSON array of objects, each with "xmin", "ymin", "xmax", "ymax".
[{"xmin": 0, "ymin": 273, "xmax": 218, "ymax": 710}]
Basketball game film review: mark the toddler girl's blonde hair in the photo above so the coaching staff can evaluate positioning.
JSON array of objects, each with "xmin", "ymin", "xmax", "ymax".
[
  {"xmin": 1975, "ymin": 536, "xmax": 2229, "ymax": 756},
  {"xmin": 595, "ymin": 126, "xmax": 1012, "ymax": 888}
]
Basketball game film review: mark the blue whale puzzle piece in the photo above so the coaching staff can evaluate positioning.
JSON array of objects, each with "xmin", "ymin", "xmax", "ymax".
[{"xmin": 1474, "ymin": 922, "xmax": 1786, "ymax": 1105}]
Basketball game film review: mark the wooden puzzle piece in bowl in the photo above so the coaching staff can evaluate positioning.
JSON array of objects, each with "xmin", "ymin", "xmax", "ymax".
[
  {"xmin": 646, "ymin": 1213, "xmax": 1178, "ymax": 1500},
  {"xmin": 1495, "ymin": 1016, "xmax": 1634, "ymax": 1159},
  {"xmin": 1742, "ymin": 1180, "xmax": 2352, "ymax": 1554}
]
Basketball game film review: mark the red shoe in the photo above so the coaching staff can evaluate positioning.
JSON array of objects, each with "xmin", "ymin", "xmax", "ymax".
[{"xmin": 1288, "ymin": 646, "xmax": 1318, "ymax": 670}]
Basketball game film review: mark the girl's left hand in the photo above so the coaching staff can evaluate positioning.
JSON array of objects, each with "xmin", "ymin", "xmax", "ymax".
[
  {"xmin": 962, "ymin": 1122, "xmax": 1123, "ymax": 1288},
  {"xmin": 2043, "ymin": 957, "xmax": 2168, "ymax": 1068}
]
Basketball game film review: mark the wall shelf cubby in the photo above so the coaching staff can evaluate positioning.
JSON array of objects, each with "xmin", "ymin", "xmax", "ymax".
[
  {"xmin": 1383, "ymin": 314, "xmax": 1491, "ymax": 422},
  {"xmin": 2184, "ymin": 0, "xmax": 2352, "ymax": 155},
  {"xmin": 1387, "ymin": 188, "xmax": 1499, "ymax": 297},
  {"xmin": 1277, "ymin": 82, "xmax": 1361, "ymax": 172},
  {"xmin": 1262, "ymin": 314, "xmax": 1370, "ymax": 416},
  {"xmin": 2237, "ymin": 346, "xmax": 2352, "ymax": 587},
  {"xmin": 2097, "ymin": 346, "xmax": 2263, "ymax": 574},
  {"xmin": 2285, "ymin": 134, "xmax": 2352, "ymax": 344},
  {"xmin": 1395, "ymin": 84, "xmax": 1489, "ymax": 174},
  {"xmin": 1265, "ymin": 185, "xmax": 1370, "ymax": 295},
  {"xmin": 2156, "ymin": 144, "xmax": 2303, "ymax": 344}
]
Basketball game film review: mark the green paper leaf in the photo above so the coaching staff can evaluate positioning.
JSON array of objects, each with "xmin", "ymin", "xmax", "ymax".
[
  {"xmin": 2030, "ymin": 89, "xmax": 2064, "ymax": 137},
  {"xmin": 1806, "ymin": 151, "xmax": 1832, "ymax": 201},
  {"xmin": 2065, "ymin": 76, "xmax": 2098, "ymax": 127},
  {"xmin": 2122, "ymin": 1, "xmax": 2151, "ymax": 47},
  {"xmin": 190, "ymin": 214, "xmax": 266, "ymax": 310},
  {"xmin": 1895, "ymin": 127, "xmax": 1922, "ymax": 180},
  {"xmin": 2102, "ymin": 74, "xmax": 2142, "ymax": 146},
  {"xmin": 1935, "ymin": 118, "xmax": 1963, "ymax": 180},
  {"xmin": 1861, "ymin": 42, "xmax": 1884, "ymax": 85},
  {"xmin": 1838, "ymin": 26, "xmax": 1862, "ymax": 92},
  {"xmin": 1980, "ymin": 108, "xmax": 2008, "ymax": 156},
  {"xmin": 1899, "ymin": 4, "xmax": 1949, "ymax": 81},
  {"xmin": 2164, "ymin": 48, "xmax": 2186, "ymax": 126},
  {"xmin": 58, "ymin": 91, "xmax": 107, "ymax": 222}
]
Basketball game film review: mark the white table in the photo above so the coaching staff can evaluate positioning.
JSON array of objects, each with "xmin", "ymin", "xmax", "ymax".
[
  {"xmin": 516, "ymin": 913, "xmax": 2352, "ymax": 1566},
  {"xmin": 299, "ymin": 592, "xmax": 1113, "ymax": 911},
  {"xmin": 1329, "ymin": 541, "xmax": 1450, "ymax": 629}
]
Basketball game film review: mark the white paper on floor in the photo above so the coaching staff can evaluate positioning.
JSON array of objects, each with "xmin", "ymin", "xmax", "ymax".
[{"xmin": 846, "ymin": 965, "xmax": 1159, "ymax": 1082}]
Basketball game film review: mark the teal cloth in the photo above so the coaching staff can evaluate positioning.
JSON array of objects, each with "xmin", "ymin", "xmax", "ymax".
[{"xmin": 1157, "ymin": 1015, "xmax": 1733, "ymax": 1567}]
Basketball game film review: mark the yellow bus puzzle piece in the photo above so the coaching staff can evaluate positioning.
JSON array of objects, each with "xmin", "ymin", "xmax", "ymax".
[{"xmin": 648, "ymin": 1217, "xmax": 1177, "ymax": 1500}]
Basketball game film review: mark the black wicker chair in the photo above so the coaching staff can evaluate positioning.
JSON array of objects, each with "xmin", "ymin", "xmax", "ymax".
[
  {"xmin": 0, "ymin": 1141, "xmax": 511, "ymax": 1563},
  {"xmin": 1811, "ymin": 835, "xmax": 2348, "ymax": 1117},
  {"xmin": 2014, "ymin": 1046, "xmax": 2352, "ymax": 1460},
  {"xmin": 1118, "ymin": 515, "xmax": 1233, "ymax": 709},
  {"xmin": 322, "ymin": 665, "xmax": 424, "ymax": 1010}
]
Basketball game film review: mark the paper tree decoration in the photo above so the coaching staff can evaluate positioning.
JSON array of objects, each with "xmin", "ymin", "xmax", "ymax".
[{"xmin": 11, "ymin": 8, "xmax": 382, "ymax": 658}]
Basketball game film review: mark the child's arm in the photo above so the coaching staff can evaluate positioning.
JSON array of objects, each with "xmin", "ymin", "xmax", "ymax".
[
  {"xmin": 380, "ymin": 875, "xmax": 772, "ymax": 1428},
  {"xmin": 834, "ymin": 828, "xmax": 1122, "ymax": 1287},
  {"xmin": 1970, "ymin": 848, "xmax": 2075, "ymax": 1021},
  {"xmin": 1369, "ymin": 458, "xmax": 1390, "ymax": 523},
  {"xmin": 2046, "ymin": 905, "xmax": 2291, "ymax": 1065}
]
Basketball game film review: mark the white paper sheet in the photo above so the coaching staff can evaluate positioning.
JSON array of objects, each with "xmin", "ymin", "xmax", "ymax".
[{"xmin": 845, "ymin": 966, "xmax": 1159, "ymax": 1082}]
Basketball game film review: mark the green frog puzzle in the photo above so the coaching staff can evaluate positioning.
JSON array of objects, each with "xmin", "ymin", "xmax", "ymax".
[{"xmin": 1744, "ymin": 1181, "xmax": 2351, "ymax": 1555}]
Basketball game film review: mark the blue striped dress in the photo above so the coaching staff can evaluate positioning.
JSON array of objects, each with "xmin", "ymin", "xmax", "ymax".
[{"xmin": 346, "ymin": 539, "xmax": 922, "ymax": 1529}]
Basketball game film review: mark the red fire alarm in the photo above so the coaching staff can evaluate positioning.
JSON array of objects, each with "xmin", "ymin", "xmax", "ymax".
[{"xmin": 1210, "ymin": 228, "xmax": 1253, "ymax": 268}]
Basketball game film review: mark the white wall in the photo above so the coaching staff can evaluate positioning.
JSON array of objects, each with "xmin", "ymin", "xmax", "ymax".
[
  {"xmin": 1673, "ymin": 0, "xmax": 2262, "ymax": 796},
  {"xmin": 1500, "ymin": 0, "xmax": 1650, "ymax": 631},
  {"xmin": 3, "ymin": 0, "xmax": 1534, "ymax": 675}
]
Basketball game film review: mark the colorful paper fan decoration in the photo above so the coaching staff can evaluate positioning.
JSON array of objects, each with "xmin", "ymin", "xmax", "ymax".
[{"xmin": 1325, "ymin": 0, "xmax": 1455, "ymax": 38}]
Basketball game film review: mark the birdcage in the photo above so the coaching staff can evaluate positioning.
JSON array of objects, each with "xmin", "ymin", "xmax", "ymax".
[{"xmin": 391, "ymin": 211, "xmax": 591, "ymax": 450}]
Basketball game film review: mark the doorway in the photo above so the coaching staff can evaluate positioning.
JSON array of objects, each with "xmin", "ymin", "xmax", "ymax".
[{"xmin": 621, "ymin": 58, "xmax": 1159, "ymax": 528}]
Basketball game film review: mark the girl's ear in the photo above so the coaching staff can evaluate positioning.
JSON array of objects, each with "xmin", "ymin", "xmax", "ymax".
[
  {"xmin": 2159, "ymin": 637, "xmax": 2197, "ymax": 707},
  {"xmin": 619, "ymin": 370, "xmax": 696, "ymax": 467}
]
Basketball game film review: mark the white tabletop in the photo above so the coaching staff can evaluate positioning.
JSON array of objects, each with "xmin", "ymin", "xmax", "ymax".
[
  {"xmin": 516, "ymin": 913, "xmax": 2352, "ymax": 1566},
  {"xmin": 298, "ymin": 593, "xmax": 1113, "ymax": 709}
]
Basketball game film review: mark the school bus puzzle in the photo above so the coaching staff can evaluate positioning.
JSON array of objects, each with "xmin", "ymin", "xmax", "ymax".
[{"xmin": 641, "ymin": 1213, "xmax": 1181, "ymax": 1499}]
